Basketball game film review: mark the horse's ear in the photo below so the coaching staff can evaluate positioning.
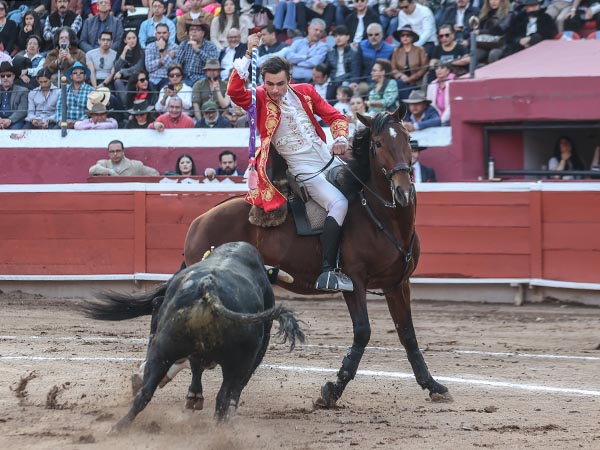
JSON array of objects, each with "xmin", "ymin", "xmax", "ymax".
[
  {"xmin": 357, "ymin": 112, "xmax": 372, "ymax": 128},
  {"xmin": 394, "ymin": 103, "xmax": 408, "ymax": 121}
]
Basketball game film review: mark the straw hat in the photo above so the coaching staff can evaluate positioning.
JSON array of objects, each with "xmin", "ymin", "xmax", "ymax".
[{"xmin": 86, "ymin": 86, "xmax": 111, "ymax": 110}]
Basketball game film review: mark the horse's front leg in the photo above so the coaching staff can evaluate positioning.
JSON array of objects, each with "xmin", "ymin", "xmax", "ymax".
[
  {"xmin": 319, "ymin": 285, "xmax": 370, "ymax": 408},
  {"xmin": 385, "ymin": 280, "xmax": 451, "ymax": 401}
]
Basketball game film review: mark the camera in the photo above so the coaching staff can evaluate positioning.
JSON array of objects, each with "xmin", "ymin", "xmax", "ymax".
[{"xmin": 60, "ymin": 43, "xmax": 69, "ymax": 50}]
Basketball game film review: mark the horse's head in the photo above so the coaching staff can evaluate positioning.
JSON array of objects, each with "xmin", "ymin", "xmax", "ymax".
[{"xmin": 357, "ymin": 105, "xmax": 415, "ymax": 207}]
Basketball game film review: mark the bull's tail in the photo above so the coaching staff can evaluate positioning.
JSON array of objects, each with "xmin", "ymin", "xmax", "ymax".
[
  {"xmin": 79, "ymin": 283, "xmax": 168, "ymax": 321},
  {"xmin": 199, "ymin": 275, "xmax": 306, "ymax": 351}
]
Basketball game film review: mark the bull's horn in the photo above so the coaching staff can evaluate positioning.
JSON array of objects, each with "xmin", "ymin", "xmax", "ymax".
[{"xmin": 265, "ymin": 265, "xmax": 294, "ymax": 283}]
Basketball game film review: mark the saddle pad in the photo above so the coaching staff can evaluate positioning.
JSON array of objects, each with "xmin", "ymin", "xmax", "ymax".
[{"xmin": 288, "ymin": 195, "xmax": 327, "ymax": 236}]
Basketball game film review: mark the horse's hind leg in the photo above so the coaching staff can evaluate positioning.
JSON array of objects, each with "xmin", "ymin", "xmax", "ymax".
[{"xmin": 385, "ymin": 281, "xmax": 450, "ymax": 401}]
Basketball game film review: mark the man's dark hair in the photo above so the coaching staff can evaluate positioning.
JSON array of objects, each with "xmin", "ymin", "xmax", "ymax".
[
  {"xmin": 100, "ymin": 31, "xmax": 113, "ymax": 40},
  {"xmin": 261, "ymin": 24, "xmax": 276, "ymax": 35},
  {"xmin": 53, "ymin": 26, "xmax": 78, "ymax": 48},
  {"xmin": 156, "ymin": 23, "xmax": 169, "ymax": 33},
  {"xmin": 219, "ymin": 150, "xmax": 237, "ymax": 162},
  {"xmin": 332, "ymin": 25, "xmax": 349, "ymax": 36},
  {"xmin": 260, "ymin": 56, "xmax": 291, "ymax": 81},
  {"xmin": 37, "ymin": 69, "xmax": 53, "ymax": 80},
  {"xmin": 108, "ymin": 140, "xmax": 124, "ymax": 150},
  {"xmin": 313, "ymin": 63, "xmax": 330, "ymax": 77}
]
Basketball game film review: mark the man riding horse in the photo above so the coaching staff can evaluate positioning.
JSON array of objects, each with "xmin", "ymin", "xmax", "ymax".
[{"xmin": 227, "ymin": 33, "xmax": 353, "ymax": 292}]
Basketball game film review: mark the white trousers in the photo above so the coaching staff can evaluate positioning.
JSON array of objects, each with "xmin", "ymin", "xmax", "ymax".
[{"xmin": 303, "ymin": 172, "xmax": 348, "ymax": 226}]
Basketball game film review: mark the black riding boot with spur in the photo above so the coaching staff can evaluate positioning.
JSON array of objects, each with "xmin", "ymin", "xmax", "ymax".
[{"xmin": 315, "ymin": 216, "xmax": 354, "ymax": 292}]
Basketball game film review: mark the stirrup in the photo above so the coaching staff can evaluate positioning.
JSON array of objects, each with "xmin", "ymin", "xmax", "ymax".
[{"xmin": 315, "ymin": 270, "xmax": 354, "ymax": 292}]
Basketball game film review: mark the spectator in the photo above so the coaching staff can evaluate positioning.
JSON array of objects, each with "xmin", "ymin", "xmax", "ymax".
[
  {"xmin": 436, "ymin": 0, "xmax": 480, "ymax": 46},
  {"xmin": 125, "ymin": 98, "xmax": 155, "ymax": 128},
  {"xmin": 149, "ymin": 95, "xmax": 194, "ymax": 130},
  {"xmin": 125, "ymin": 70, "xmax": 158, "ymax": 109},
  {"xmin": 429, "ymin": 24, "xmax": 470, "ymax": 77},
  {"xmin": 346, "ymin": 94, "xmax": 370, "ymax": 139},
  {"xmin": 86, "ymin": 31, "xmax": 117, "ymax": 88},
  {"xmin": 44, "ymin": 27, "xmax": 86, "ymax": 81},
  {"xmin": 475, "ymin": 0, "xmax": 511, "ymax": 65},
  {"xmin": 155, "ymin": 63, "xmax": 192, "ymax": 112},
  {"xmin": 113, "ymin": 30, "xmax": 145, "ymax": 106},
  {"xmin": 55, "ymin": 60, "xmax": 94, "ymax": 128},
  {"xmin": 333, "ymin": 85, "xmax": 353, "ymax": 114},
  {"xmin": 16, "ymin": 10, "xmax": 43, "ymax": 53},
  {"xmin": 79, "ymin": 0, "xmax": 123, "ymax": 53},
  {"xmin": 547, "ymin": 0, "xmax": 581, "ymax": 33},
  {"xmin": 204, "ymin": 149, "xmax": 239, "ymax": 180},
  {"xmin": 504, "ymin": 0, "xmax": 557, "ymax": 57},
  {"xmin": 165, "ymin": 153, "xmax": 197, "ymax": 176},
  {"xmin": 138, "ymin": 0, "xmax": 176, "ymax": 49},
  {"xmin": 222, "ymin": 103, "xmax": 247, "ymax": 128},
  {"xmin": 0, "ymin": 1, "xmax": 19, "ymax": 55},
  {"xmin": 295, "ymin": 1, "xmax": 337, "ymax": 32},
  {"xmin": 397, "ymin": 0, "xmax": 437, "ymax": 56},
  {"xmin": 366, "ymin": 58, "xmax": 398, "ymax": 114},
  {"xmin": 286, "ymin": 18, "xmax": 329, "ymax": 83},
  {"xmin": 74, "ymin": 102, "xmax": 118, "ymax": 129},
  {"xmin": 15, "ymin": 35, "xmax": 46, "ymax": 85},
  {"xmin": 219, "ymin": 27, "xmax": 246, "ymax": 80},
  {"xmin": 0, "ymin": 61, "xmax": 28, "ymax": 129},
  {"xmin": 426, "ymin": 62, "xmax": 454, "ymax": 126},
  {"xmin": 311, "ymin": 63, "xmax": 335, "ymax": 105},
  {"xmin": 195, "ymin": 100, "xmax": 231, "ymax": 127},
  {"xmin": 391, "ymin": 24, "xmax": 428, "ymax": 101},
  {"xmin": 350, "ymin": 22, "xmax": 394, "ymax": 94},
  {"xmin": 25, "ymin": 69, "xmax": 58, "ymax": 129},
  {"xmin": 176, "ymin": 0, "xmax": 214, "ymax": 43},
  {"xmin": 83, "ymin": 0, "xmax": 122, "ymax": 18},
  {"xmin": 145, "ymin": 22, "xmax": 179, "ymax": 89},
  {"xmin": 379, "ymin": 0, "xmax": 400, "ymax": 39},
  {"xmin": 326, "ymin": 25, "xmax": 355, "ymax": 89},
  {"xmin": 89, "ymin": 139, "xmax": 160, "ymax": 176},
  {"xmin": 402, "ymin": 89, "xmax": 441, "ymax": 131},
  {"xmin": 177, "ymin": 18, "xmax": 218, "ymax": 85},
  {"xmin": 548, "ymin": 136, "xmax": 584, "ymax": 179},
  {"xmin": 191, "ymin": 57, "xmax": 230, "ymax": 122},
  {"xmin": 257, "ymin": 24, "xmax": 288, "ymax": 67},
  {"xmin": 273, "ymin": 0, "xmax": 301, "ymax": 36},
  {"xmin": 410, "ymin": 139, "xmax": 437, "ymax": 182},
  {"xmin": 153, "ymin": 0, "xmax": 176, "ymax": 19},
  {"xmin": 210, "ymin": 0, "xmax": 251, "ymax": 51},
  {"xmin": 43, "ymin": 0, "xmax": 83, "ymax": 47},
  {"xmin": 345, "ymin": 0, "xmax": 380, "ymax": 44},
  {"xmin": 591, "ymin": 145, "xmax": 600, "ymax": 171},
  {"xmin": 6, "ymin": 1, "xmax": 48, "ymax": 27}
]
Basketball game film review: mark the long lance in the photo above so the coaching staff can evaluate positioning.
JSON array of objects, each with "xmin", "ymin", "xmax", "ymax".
[{"xmin": 246, "ymin": 47, "xmax": 259, "ymax": 193}]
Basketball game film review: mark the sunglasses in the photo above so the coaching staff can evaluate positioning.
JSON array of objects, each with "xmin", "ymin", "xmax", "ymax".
[
  {"xmin": 138, "ymin": 77, "xmax": 147, "ymax": 82},
  {"xmin": 0, "ymin": 73, "xmax": 13, "ymax": 78},
  {"xmin": 99, "ymin": 57, "xmax": 105, "ymax": 69},
  {"xmin": 400, "ymin": 33, "xmax": 412, "ymax": 38},
  {"xmin": 168, "ymin": 72, "xmax": 182, "ymax": 78},
  {"xmin": 72, "ymin": 70, "xmax": 85, "ymax": 75},
  {"xmin": 438, "ymin": 33, "xmax": 451, "ymax": 38}
]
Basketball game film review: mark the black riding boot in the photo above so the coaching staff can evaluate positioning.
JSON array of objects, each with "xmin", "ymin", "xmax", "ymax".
[{"xmin": 315, "ymin": 216, "xmax": 353, "ymax": 292}]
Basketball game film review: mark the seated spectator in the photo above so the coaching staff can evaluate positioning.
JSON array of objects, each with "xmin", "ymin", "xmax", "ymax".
[
  {"xmin": 195, "ymin": 100, "xmax": 232, "ymax": 128},
  {"xmin": 273, "ymin": 0, "xmax": 301, "ymax": 37},
  {"xmin": 43, "ymin": 0, "xmax": 83, "ymax": 48},
  {"xmin": 177, "ymin": 19, "xmax": 219, "ymax": 86},
  {"xmin": 74, "ymin": 102, "xmax": 118, "ymax": 129},
  {"xmin": 402, "ymin": 89, "xmax": 441, "ymax": 131},
  {"xmin": 391, "ymin": 25, "xmax": 428, "ymax": 101},
  {"xmin": 204, "ymin": 149, "xmax": 239, "ymax": 180},
  {"xmin": 326, "ymin": 25, "xmax": 354, "ymax": 90},
  {"xmin": 345, "ymin": 0, "xmax": 380, "ymax": 45},
  {"xmin": 410, "ymin": 139, "xmax": 437, "ymax": 182},
  {"xmin": 295, "ymin": 0, "xmax": 337, "ymax": 32},
  {"xmin": 79, "ymin": 0, "xmax": 123, "ymax": 53},
  {"xmin": 16, "ymin": 10, "xmax": 43, "ymax": 53},
  {"xmin": 436, "ymin": 0, "xmax": 480, "ymax": 46},
  {"xmin": 0, "ymin": 61, "xmax": 28, "ymax": 129},
  {"xmin": 379, "ymin": 0, "xmax": 400, "ymax": 39},
  {"xmin": 257, "ymin": 24, "xmax": 288, "ymax": 67},
  {"xmin": 350, "ymin": 22, "xmax": 394, "ymax": 95},
  {"xmin": 346, "ymin": 94, "xmax": 370, "ymax": 139},
  {"xmin": 6, "ymin": 1, "xmax": 47, "ymax": 27},
  {"xmin": 83, "ymin": 0, "xmax": 122, "ymax": 18},
  {"xmin": 547, "ymin": 0, "xmax": 581, "ymax": 33},
  {"xmin": 333, "ymin": 85, "xmax": 353, "ymax": 115},
  {"xmin": 222, "ymin": 103, "xmax": 248, "ymax": 128},
  {"xmin": 14, "ymin": 35, "xmax": 46, "ymax": 89},
  {"xmin": 89, "ymin": 139, "xmax": 160, "ymax": 176},
  {"xmin": 426, "ymin": 62, "xmax": 454, "ymax": 126},
  {"xmin": 312, "ymin": 63, "xmax": 336, "ymax": 105},
  {"xmin": 504, "ymin": 0, "xmax": 557, "ymax": 58},
  {"xmin": 86, "ymin": 31, "xmax": 117, "ymax": 88},
  {"xmin": 210, "ymin": 0, "xmax": 251, "ymax": 51},
  {"xmin": 149, "ymin": 95, "xmax": 195, "ymax": 130},
  {"xmin": 139, "ymin": 0, "xmax": 176, "ymax": 49},
  {"xmin": 366, "ymin": 58, "xmax": 398, "ymax": 114},
  {"xmin": 286, "ymin": 18, "xmax": 329, "ymax": 83},
  {"xmin": 25, "ymin": 69, "xmax": 58, "ymax": 129},
  {"xmin": 113, "ymin": 31, "xmax": 145, "ymax": 106},
  {"xmin": 55, "ymin": 61, "xmax": 94, "ymax": 128},
  {"xmin": 191, "ymin": 57, "xmax": 230, "ymax": 122},
  {"xmin": 125, "ymin": 70, "xmax": 158, "ymax": 109},
  {"xmin": 176, "ymin": 0, "xmax": 214, "ymax": 43},
  {"xmin": 429, "ymin": 24, "xmax": 470, "ymax": 78},
  {"xmin": 397, "ymin": 0, "xmax": 437, "ymax": 56},
  {"xmin": 0, "ymin": 1, "xmax": 18, "ymax": 55},
  {"xmin": 165, "ymin": 153, "xmax": 197, "ymax": 176},
  {"xmin": 145, "ymin": 23, "xmax": 179, "ymax": 90},
  {"xmin": 475, "ymin": 0, "xmax": 511, "ymax": 65},
  {"xmin": 548, "ymin": 136, "xmax": 585, "ymax": 179},
  {"xmin": 219, "ymin": 27, "xmax": 247, "ymax": 81},
  {"xmin": 155, "ymin": 63, "xmax": 193, "ymax": 112},
  {"xmin": 125, "ymin": 98, "xmax": 155, "ymax": 128},
  {"xmin": 154, "ymin": 0, "xmax": 177, "ymax": 19},
  {"xmin": 44, "ymin": 27, "xmax": 86, "ymax": 82}
]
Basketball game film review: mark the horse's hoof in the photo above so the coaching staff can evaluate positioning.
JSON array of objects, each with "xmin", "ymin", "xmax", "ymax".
[
  {"xmin": 315, "ymin": 382, "xmax": 337, "ymax": 409},
  {"xmin": 429, "ymin": 391, "xmax": 453, "ymax": 403},
  {"xmin": 131, "ymin": 374, "xmax": 143, "ymax": 396}
]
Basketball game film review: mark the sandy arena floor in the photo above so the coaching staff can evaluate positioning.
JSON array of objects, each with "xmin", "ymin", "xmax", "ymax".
[{"xmin": 1, "ymin": 290, "xmax": 599, "ymax": 450}]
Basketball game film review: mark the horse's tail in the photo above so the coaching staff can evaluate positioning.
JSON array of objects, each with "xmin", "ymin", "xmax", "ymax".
[
  {"xmin": 199, "ymin": 275, "xmax": 306, "ymax": 351},
  {"xmin": 79, "ymin": 283, "xmax": 168, "ymax": 321}
]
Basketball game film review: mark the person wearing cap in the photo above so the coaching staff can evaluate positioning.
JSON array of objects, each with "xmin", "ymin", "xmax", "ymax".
[
  {"xmin": 89, "ymin": 139, "xmax": 160, "ymax": 177},
  {"xmin": 402, "ymin": 89, "xmax": 441, "ymax": 132},
  {"xmin": 504, "ymin": 0, "xmax": 557, "ymax": 57},
  {"xmin": 396, "ymin": 0, "xmax": 437, "ymax": 55},
  {"xmin": 195, "ymin": 101, "xmax": 232, "ymax": 128},
  {"xmin": 145, "ymin": 23, "xmax": 179, "ymax": 90},
  {"xmin": 126, "ymin": 99, "xmax": 155, "ymax": 129},
  {"xmin": 149, "ymin": 96, "xmax": 194, "ymax": 131},
  {"xmin": 55, "ymin": 61, "xmax": 94, "ymax": 128},
  {"xmin": 25, "ymin": 69, "xmax": 59, "ymax": 129},
  {"xmin": 79, "ymin": 0, "xmax": 123, "ymax": 53},
  {"xmin": 219, "ymin": 27, "xmax": 247, "ymax": 81},
  {"xmin": 410, "ymin": 140, "xmax": 437, "ymax": 183},
  {"xmin": 176, "ymin": 18, "xmax": 218, "ymax": 86},
  {"xmin": 191, "ymin": 57, "xmax": 230, "ymax": 122},
  {"xmin": 391, "ymin": 24, "xmax": 428, "ymax": 101},
  {"xmin": 74, "ymin": 102, "xmax": 118, "ymax": 129},
  {"xmin": 0, "ymin": 61, "xmax": 28, "ymax": 130},
  {"xmin": 138, "ymin": 0, "xmax": 177, "ymax": 49},
  {"xmin": 176, "ymin": 0, "xmax": 214, "ymax": 44}
]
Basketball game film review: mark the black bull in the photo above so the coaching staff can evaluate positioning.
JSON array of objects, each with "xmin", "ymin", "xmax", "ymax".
[{"xmin": 82, "ymin": 242, "xmax": 305, "ymax": 430}]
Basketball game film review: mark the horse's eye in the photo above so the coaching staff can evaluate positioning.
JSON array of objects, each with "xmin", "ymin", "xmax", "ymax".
[{"xmin": 374, "ymin": 141, "xmax": 382, "ymax": 148}]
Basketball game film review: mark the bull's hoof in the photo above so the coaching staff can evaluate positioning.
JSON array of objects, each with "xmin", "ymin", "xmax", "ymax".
[
  {"xmin": 185, "ymin": 392, "xmax": 204, "ymax": 410},
  {"xmin": 429, "ymin": 391, "xmax": 453, "ymax": 403},
  {"xmin": 109, "ymin": 417, "xmax": 131, "ymax": 434},
  {"xmin": 315, "ymin": 382, "xmax": 338, "ymax": 409},
  {"xmin": 131, "ymin": 374, "xmax": 143, "ymax": 396}
]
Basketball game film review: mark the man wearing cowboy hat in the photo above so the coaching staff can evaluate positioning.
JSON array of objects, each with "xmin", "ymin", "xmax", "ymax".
[
  {"xmin": 191, "ymin": 57, "xmax": 230, "ymax": 122},
  {"xmin": 176, "ymin": 18, "xmax": 218, "ymax": 86},
  {"xmin": 139, "ymin": 0, "xmax": 176, "ymax": 49},
  {"xmin": 55, "ymin": 61, "xmax": 94, "ymax": 128},
  {"xmin": 402, "ymin": 89, "xmax": 441, "ymax": 132},
  {"xmin": 74, "ymin": 102, "xmax": 118, "ymax": 129},
  {"xmin": 0, "ymin": 61, "xmax": 28, "ymax": 130},
  {"xmin": 504, "ymin": 0, "xmax": 557, "ymax": 57},
  {"xmin": 176, "ymin": 0, "xmax": 214, "ymax": 43},
  {"xmin": 219, "ymin": 27, "xmax": 247, "ymax": 81},
  {"xmin": 125, "ymin": 99, "xmax": 155, "ymax": 129},
  {"xmin": 410, "ymin": 139, "xmax": 437, "ymax": 183},
  {"xmin": 89, "ymin": 139, "xmax": 160, "ymax": 177}
]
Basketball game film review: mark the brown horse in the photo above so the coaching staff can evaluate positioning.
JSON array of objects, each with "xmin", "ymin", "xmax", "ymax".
[{"xmin": 182, "ymin": 105, "xmax": 450, "ymax": 406}]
